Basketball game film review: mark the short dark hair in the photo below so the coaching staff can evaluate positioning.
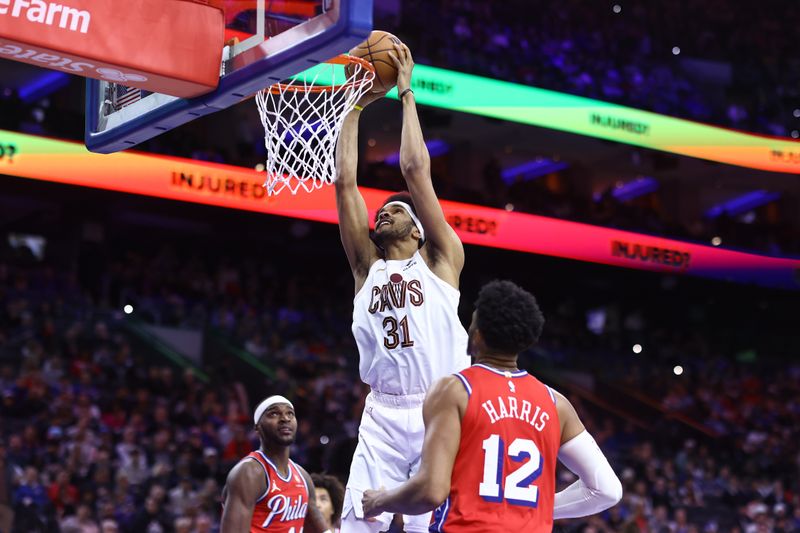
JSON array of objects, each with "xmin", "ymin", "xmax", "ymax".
[
  {"xmin": 475, "ymin": 280, "xmax": 545, "ymax": 354},
  {"xmin": 311, "ymin": 473, "xmax": 345, "ymax": 525}
]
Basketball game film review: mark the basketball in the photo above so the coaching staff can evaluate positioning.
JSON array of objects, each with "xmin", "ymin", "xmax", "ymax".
[{"xmin": 346, "ymin": 30, "xmax": 404, "ymax": 94}]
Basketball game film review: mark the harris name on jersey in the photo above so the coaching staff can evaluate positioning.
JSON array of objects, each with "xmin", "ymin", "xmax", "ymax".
[{"xmin": 480, "ymin": 394, "xmax": 551, "ymax": 431}]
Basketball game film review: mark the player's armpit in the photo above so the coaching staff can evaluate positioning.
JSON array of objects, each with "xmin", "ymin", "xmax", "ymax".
[{"xmin": 220, "ymin": 460, "xmax": 266, "ymax": 533}]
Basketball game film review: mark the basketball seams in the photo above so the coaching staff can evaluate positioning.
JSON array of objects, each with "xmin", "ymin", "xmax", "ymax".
[
  {"xmin": 349, "ymin": 31, "xmax": 401, "ymax": 93},
  {"xmin": 361, "ymin": 47, "xmax": 398, "ymax": 54},
  {"xmin": 366, "ymin": 34, "xmax": 387, "ymax": 93},
  {"xmin": 355, "ymin": 32, "xmax": 391, "ymax": 51}
]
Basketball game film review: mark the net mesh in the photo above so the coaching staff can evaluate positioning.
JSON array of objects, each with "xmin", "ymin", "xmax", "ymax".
[{"xmin": 255, "ymin": 56, "xmax": 375, "ymax": 195}]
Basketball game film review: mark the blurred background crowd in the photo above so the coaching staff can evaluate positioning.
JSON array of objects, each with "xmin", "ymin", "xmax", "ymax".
[
  {"xmin": 0, "ymin": 197, "xmax": 798, "ymax": 532},
  {"xmin": 396, "ymin": 0, "xmax": 800, "ymax": 138}
]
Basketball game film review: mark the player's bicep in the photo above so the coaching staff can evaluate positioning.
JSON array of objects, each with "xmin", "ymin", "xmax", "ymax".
[
  {"xmin": 221, "ymin": 462, "xmax": 263, "ymax": 533},
  {"xmin": 335, "ymin": 182, "xmax": 377, "ymax": 279},
  {"xmin": 418, "ymin": 377, "xmax": 465, "ymax": 501},
  {"xmin": 554, "ymin": 390, "xmax": 586, "ymax": 445},
  {"xmin": 221, "ymin": 491, "xmax": 253, "ymax": 532}
]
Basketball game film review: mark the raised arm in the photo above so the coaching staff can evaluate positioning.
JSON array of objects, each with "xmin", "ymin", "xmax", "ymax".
[
  {"xmin": 334, "ymin": 107, "xmax": 378, "ymax": 292},
  {"xmin": 389, "ymin": 43, "xmax": 464, "ymax": 285},
  {"xmin": 553, "ymin": 391, "xmax": 623, "ymax": 519},
  {"xmin": 220, "ymin": 460, "xmax": 266, "ymax": 533},
  {"xmin": 361, "ymin": 375, "xmax": 466, "ymax": 516}
]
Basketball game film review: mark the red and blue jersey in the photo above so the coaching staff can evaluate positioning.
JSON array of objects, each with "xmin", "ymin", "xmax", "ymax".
[
  {"xmin": 245, "ymin": 451, "xmax": 309, "ymax": 533},
  {"xmin": 430, "ymin": 364, "xmax": 561, "ymax": 532}
]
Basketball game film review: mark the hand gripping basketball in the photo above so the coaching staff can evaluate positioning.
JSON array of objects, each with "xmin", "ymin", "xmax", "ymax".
[
  {"xmin": 387, "ymin": 42, "xmax": 415, "ymax": 95},
  {"xmin": 347, "ymin": 31, "xmax": 404, "ymax": 95}
]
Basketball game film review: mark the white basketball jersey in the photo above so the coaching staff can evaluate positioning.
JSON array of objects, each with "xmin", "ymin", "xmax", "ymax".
[{"xmin": 352, "ymin": 251, "xmax": 470, "ymax": 395}]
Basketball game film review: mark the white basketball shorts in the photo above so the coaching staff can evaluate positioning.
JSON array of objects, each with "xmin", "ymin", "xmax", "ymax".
[{"xmin": 341, "ymin": 390, "xmax": 431, "ymax": 533}]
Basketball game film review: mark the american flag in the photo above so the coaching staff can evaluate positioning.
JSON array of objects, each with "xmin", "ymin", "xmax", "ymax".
[{"xmin": 113, "ymin": 85, "xmax": 146, "ymax": 110}]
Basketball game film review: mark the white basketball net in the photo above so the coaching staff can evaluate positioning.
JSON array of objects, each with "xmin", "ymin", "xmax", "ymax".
[{"xmin": 256, "ymin": 57, "xmax": 376, "ymax": 195}]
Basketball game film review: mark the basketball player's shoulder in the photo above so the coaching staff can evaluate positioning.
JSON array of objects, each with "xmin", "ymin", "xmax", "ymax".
[
  {"xmin": 362, "ymin": 254, "xmax": 387, "ymax": 277},
  {"xmin": 427, "ymin": 374, "xmax": 469, "ymax": 405},
  {"xmin": 354, "ymin": 255, "xmax": 386, "ymax": 295},
  {"xmin": 524, "ymin": 372, "xmax": 557, "ymax": 394},
  {"xmin": 230, "ymin": 453, "xmax": 265, "ymax": 479},
  {"xmin": 419, "ymin": 246, "xmax": 461, "ymax": 289},
  {"xmin": 457, "ymin": 365, "xmax": 481, "ymax": 380},
  {"xmin": 431, "ymin": 373, "xmax": 465, "ymax": 394},
  {"xmin": 548, "ymin": 387, "xmax": 578, "ymax": 417},
  {"xmin": 226, "ymin": 454, "xmax": 267, "ymax": 494},
  {"xmin": 290, "ymin": 460, "xmax": 313, "ymax": 487}
]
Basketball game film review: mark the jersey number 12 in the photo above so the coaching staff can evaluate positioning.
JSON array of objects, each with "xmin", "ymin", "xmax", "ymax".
[{"xmin": 479, "ymin": 434, "xmax": 543, "ymax": 507}]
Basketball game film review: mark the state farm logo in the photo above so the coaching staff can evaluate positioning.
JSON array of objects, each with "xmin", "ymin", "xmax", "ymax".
[
  {"xmin": 0, "ymin": 0, "xmax": 91, "ymax": 34},
  {"xmin": 0, "ymin": 43, "xmax": 148, "ymax": 82},
  {"xmin": 95, "ymin": 68, "xmax": 146, "ymax": 83}
]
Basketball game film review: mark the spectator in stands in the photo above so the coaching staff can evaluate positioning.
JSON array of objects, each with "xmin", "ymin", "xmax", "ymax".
[
  {"xmin": 60, "ymin": 503, "xmax": 100, "ymax": 533},
  {"xmin": 0, "ymin": 439, "xmax": 15, "ymax": 533},
  {"xmin": 311, "ymin": 473, "xmax": 345, "ymax": 532}
]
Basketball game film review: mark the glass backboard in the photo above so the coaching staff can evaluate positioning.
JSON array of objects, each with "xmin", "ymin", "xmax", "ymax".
[{"xmin": 85, "ymin": 0, "xmax": 371, "ymax": 153}]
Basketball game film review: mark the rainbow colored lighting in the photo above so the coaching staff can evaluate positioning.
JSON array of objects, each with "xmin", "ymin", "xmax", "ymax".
[
  {"xmin": 302, "ymin": 63, "xmax": 800, "ymax": 174},
  {"xmin": 1, "ymin": 129, "xmax": 798, "ymax": 290}
]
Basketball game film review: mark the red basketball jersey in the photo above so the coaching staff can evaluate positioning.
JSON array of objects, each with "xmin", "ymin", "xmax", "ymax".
[
  {"xmin": 430, "ymin": 364, "xmax": 561, "ymax": 532},
  {"xmin": 245, "ymin": 451, "xmax": 309, "ymax": 533}
]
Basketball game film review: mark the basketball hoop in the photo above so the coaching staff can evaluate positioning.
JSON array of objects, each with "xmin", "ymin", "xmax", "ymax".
[{"xmin": 256, "ymin": 55, "xmax": 376, "ymax": 195}]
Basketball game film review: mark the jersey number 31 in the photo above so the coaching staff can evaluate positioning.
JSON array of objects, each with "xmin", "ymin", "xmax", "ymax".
[
  {"xmin": 382, "ymin": 316, "xmax": 414, "ymax": 349},
  {"xmin": 479, "ymin": 434, "xmax": 543, "ymax": 507}
]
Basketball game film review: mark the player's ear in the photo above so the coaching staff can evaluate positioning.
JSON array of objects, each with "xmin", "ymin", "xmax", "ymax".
[{"xmin": 472, "ymin": 327, "xmax": 485, "ymax": 350}]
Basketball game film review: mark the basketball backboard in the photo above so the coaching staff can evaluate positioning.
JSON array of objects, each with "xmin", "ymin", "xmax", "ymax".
[{"xmin": 85, "ymin": 0, "xmax": 372, "ymax": 153}]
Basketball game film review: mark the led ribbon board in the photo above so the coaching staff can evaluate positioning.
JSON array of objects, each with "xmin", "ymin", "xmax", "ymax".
[
  {"xmin": 303, "ymin": 64, "xmax": 800, "ymax": 174},
  {"xmin": 1, "ymin": 129, "xmax": 798, "ymax": 289}
]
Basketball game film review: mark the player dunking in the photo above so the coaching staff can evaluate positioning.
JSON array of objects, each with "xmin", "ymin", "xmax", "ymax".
[
  {"xmin": 221, "ymin": 396, "xmax": 328, "ymax": 533},
  {"xmin": 362, "ymin": 281, "xmax": 623, "ymax": 531},
  {"xmin": 335, "ymin": 42, "xmax": 470, "ymax": 532}
]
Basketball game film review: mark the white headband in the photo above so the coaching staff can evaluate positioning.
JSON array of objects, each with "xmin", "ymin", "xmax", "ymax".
[
  {"xmin": 382, "ymin": 201, "xmax": 425, "ymax": 242},
  {"xmin": 253, "ymin": 395, "xmax": 294, "ymax": 425}
]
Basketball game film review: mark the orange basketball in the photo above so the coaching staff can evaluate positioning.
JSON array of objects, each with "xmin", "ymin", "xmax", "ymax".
[{"xmin": 346, "ymin": 30, "xmax": 404, "ymax": 94}]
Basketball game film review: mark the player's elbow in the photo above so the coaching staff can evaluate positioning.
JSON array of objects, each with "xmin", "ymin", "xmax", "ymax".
[
  {"xmin": 420, "ymin": 481, "xmax": 449, "ymax": 510},
  {"xmin": 399, "ymin": 156, "xmax": 430, "ymax": 181},
  {"xmin": 335, "ymin": 169, "xmax": 355, "ymax": 188},
  {"xmin": 598, "ymin": 474, "xmax": 623, "ymax": 509}
]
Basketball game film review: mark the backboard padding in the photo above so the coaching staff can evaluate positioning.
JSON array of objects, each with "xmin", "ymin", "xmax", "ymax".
[{"xmin": 85, "ymin": 0, "xmax": 371, "ymax": 153}]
